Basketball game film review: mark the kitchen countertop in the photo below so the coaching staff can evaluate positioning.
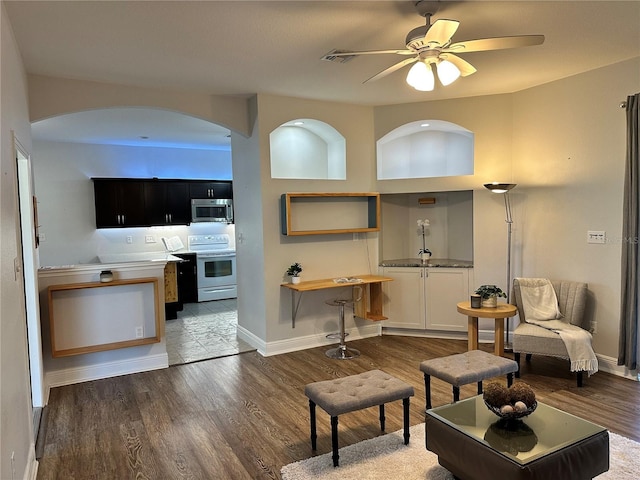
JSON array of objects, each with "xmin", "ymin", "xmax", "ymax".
[
  {"xmin": 379, "ymin": 258, "xmax": 473, "ymax": 268},
  {"xmin": 97, "ymin": 252, "xmax": 184, "ymax": 264}
]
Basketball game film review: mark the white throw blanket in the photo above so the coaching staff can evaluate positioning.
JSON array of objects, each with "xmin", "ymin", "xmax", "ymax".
[{"xmin": 517, "ymin": 278, "xmax": 598, "ymax": 376}]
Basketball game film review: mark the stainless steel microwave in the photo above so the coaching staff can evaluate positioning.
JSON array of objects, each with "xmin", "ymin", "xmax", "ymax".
[{"xmin": 191, "ymin": 198, "xmax": 233, "ymax": 223}]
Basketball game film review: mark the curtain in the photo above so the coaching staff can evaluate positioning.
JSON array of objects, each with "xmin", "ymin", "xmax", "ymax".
[{"xmin": 618, "ymin": 93, "xmax": 640, "ymax": 370}]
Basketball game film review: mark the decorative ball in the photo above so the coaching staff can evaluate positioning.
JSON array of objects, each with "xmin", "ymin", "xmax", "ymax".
[
  {"xmin": 483, "ymin": 382, "xmax": 510, "ymax": 407},
  {"xmin": 509, "ymin": 383, "xmax": 536, "ymax": 407},
  {"xmin": 513, "ymin": 401, "xmax": 528, "ymax": 412},
  {"xmin": 500, "ymin": 404, "xmax": 515, "ymax": 415}
]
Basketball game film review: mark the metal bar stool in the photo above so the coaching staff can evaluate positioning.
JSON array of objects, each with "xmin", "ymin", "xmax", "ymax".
[{"xmin": 325, "ymin": 286, "xmax": 363, "ymax": 360}]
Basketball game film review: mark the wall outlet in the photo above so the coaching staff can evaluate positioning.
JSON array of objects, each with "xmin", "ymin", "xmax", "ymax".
[
  {"xmin": 587, "ymin": 230, "xmax": 605, "ymax": 244},
  {"xmin": 353, "ymin": 232, "xmax": 359, "ymax": 241},
  {"xmin": 135, "ymin": 326, "xmax": 144, "ymax": 338},
  {"xmin": 126, "ymin": 235, "xmax": 133, "ymax": 244},
  {"xmin": 145, "ymin": 235, "xmax": 156, "ymax": 244}
]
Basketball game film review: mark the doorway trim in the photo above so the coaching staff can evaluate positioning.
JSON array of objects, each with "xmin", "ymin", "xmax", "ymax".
[{"xmin": 14, "ymin": 132, "xmax": 46, "ymax": 408}]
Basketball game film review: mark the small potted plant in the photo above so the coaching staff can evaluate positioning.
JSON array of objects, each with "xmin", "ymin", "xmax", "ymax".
[
  {"xmin": 474, "ymin": 285, "xmax": 507, "ymax": 308},
  {"xmin": 286, "ymin": 262, "xmax": 303, "ymax": 284}
]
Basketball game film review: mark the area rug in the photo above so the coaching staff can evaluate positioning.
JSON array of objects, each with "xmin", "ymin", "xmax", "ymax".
[{"xmin": 281, "ymin": 423, "xmax": 640, "ymax": 480}]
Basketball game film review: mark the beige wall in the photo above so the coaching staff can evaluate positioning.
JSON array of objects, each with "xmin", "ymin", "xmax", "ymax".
[
  {"xmin": 28, "ymin": 74, "xmax": 252, "ymax": 136},
  {"xmin": 512, "ymin": 57, "xmax": 640, "ymax": 359},
  {"xmin": 253, "ymin": 94, "xmax": 380, "ymax": 348},
  {"xmin": 231, "ymin": 96, "xmax": 267, "ymax": 341},
  {"xmin": 1, "ymin": 3, "xmax": 37, "ymax": 479}
]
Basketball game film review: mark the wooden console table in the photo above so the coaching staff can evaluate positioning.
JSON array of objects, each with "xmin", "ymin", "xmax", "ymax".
[
  {"xmin": 48, "ymin": 278, "xmax": 161, "ymax": 357},
  {"xmin": 281, "ymin": 275, "xmax": 393, "ymax": 327},
  {"xmin": 456, "ymin": 301, "xmax": 517, "ymax": 357}
]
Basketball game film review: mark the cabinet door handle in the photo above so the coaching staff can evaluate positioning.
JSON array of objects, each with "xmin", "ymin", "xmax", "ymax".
[
  {"xmin": 122, "ymin": 214, "xmax": 125, "ymax": 224},
  {"xmin": 169, "ymin": 214, "xmax": 172, "ymax": 223}
]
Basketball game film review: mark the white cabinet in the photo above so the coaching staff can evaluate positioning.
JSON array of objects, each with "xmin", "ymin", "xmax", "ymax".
[
  {"xmin": 382, "ymin": 267, "xmax": 472, "ymax": 332},
  {"xmin": 425, "ymin": 268, "xmax": 471, "ymax": 332},
  {"xmin": 381, "ymin": 267, "xmax": 425, "ymax": 329}
]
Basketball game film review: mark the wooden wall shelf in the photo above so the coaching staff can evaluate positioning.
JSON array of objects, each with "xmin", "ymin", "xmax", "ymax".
[
  {"xmin": 281, "ymin": 274, "xmax": 393, "ymax": 327},
  {"xmin": 280, "ymin": 192, "xmax": 380, "ymax": 236}
]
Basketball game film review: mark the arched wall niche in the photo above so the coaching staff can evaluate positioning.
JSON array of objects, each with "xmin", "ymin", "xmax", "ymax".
[
  {"xmin": 269, "ymin": 118, "xmax": 346, "ymax": 180},
  {"xmin": 377, "ymin": 120, "xmax": 474, "ymax": 180}
]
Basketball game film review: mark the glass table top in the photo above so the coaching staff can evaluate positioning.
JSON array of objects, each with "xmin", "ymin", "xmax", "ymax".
[{"xmin": 427, "ymin": 395, "xmax": 607, "ymax": 465}]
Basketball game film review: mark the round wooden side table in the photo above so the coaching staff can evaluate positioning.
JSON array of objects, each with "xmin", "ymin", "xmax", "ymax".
[{"xmin": 456, "ymin": 301, "xmax": 517, "ymax": 357}]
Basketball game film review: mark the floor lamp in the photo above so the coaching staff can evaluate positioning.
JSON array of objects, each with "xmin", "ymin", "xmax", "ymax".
[{"xmin": 484, "ymin": 182, "xmax": 516, "ymax": 351}]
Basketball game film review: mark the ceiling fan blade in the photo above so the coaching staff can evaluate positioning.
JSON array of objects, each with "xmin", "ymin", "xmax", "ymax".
[
  {"xmin": 444, "ymin": 35, "xmax": 545, "ymax": 53},
  {"xmin": 424, "ymin": 19, "xmax": 460, "ymax": 46},
  {"xmin": 364, "ymin": 57, "xmax": 418, "ymax": 83},
  {"xmin": 441, "ymin": 54, "xmax": 477, "ymax": 77},
  {"xmin": 322, "ymin": 49, "xmax": 414, "ymax": 60}
]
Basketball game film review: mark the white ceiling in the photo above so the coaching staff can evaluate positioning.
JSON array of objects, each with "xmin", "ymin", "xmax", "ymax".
[{"xmin": 6, "ymin": 0, "xmax": 640, "ymax": 149}]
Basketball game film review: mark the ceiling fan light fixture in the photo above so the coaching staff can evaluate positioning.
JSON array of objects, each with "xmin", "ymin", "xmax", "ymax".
[
  {"xmin": 406, "ymin": 61, "xmax": 434, "ymax": 91},
  {"xmin": 436, "ymin": 59, "xmax": 461, "ymax": 86}
]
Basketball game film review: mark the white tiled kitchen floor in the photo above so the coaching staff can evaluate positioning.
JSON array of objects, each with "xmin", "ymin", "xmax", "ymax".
[{"xmin": 165, "ymin": 298, "xmax": 255, "ymax": 366}]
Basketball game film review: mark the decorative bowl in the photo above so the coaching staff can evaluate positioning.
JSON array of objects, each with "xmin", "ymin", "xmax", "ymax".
[{"xmin": 484, "ymin": 400, "xmax": 537, "ymax": 420}]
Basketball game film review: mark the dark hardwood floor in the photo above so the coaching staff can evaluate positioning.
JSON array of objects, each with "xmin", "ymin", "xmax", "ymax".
[{"xmin": 36, "ymin": 336, "xmax": 640, "ymax": 480}]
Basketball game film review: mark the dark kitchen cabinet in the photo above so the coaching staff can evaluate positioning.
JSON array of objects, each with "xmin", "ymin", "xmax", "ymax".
[
  {"xmin": 189, "ymin": 181, "xmax": 233, "ymax": 199},
  {"xmin": 94, "ymin": 178, "xmax": 233, "ymax": 228},
  {"xmin": 93, "ymin": 179, "xmax": 146, "ymax": 228},
  {"xmin": 144, "ymin": 180, "xmax": 190, "ymax": 225},
  {"xmin": 175, "ymin": 253, "xmax": 198, "ymax": 304}
]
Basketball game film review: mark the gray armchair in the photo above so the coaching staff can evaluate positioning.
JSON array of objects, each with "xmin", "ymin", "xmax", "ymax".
[{"xmin": 512, "ymin": 279, "xmax": 590, "ymax": 387}]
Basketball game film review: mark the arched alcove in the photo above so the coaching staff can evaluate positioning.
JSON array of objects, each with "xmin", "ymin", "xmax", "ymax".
[
  {"xmin": 270, "ymin": 119, "xmax": 346, "ymax": 179},
  {"xmin": 377, "ymin": 120, "xmax": 473, "ymax": 180}
]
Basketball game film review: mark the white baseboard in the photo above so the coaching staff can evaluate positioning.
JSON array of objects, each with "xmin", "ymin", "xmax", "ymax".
[
  {"xmin": 596, "ymin": 353, "xmax": 638, "ymax": 380},
  {"xmin": 237, "ymin": 325, "xmax": 267, "ymax": 355},
  {"xmin": 44, "ymin": 353, "xmax": 169, "ymax": 389},
  {"xmin": 239, "ymin": 324, "xmax": 382, "ymax": 357}
]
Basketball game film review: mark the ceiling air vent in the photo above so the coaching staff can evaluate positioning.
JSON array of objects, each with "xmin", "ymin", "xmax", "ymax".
[{"xmin": 321, "ymin": 49, "xmax": 357, "ymax": 64}]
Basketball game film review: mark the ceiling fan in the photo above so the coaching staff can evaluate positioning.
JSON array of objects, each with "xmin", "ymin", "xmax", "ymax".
[{"xmin": 322, "ymin": 1, "xmax": 544, "ymax": 91}]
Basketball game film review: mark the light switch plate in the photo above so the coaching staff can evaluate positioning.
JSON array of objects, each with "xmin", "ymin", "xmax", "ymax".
[{"xmin": 587, "ymin": 230, "xmax": 606, "ymax": 244}]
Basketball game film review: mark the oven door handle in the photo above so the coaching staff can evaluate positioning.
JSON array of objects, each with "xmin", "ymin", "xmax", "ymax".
[{"xmin": 197, "ymin": 254, "xmax": 235, "ymax": 260}]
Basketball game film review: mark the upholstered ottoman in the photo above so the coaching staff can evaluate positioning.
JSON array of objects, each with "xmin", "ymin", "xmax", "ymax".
[
  {"xmin": 304, "ymin": 369, "xmax": 414, "ymax": 467},
  {"xmin": 420, "ymin": 350, "xmax": 519, "ymax": 409}
]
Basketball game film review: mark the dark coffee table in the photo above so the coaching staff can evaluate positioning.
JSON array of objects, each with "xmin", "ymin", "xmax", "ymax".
[{"xmin": 426, "ymin": 395, "xmax": 609, "ymax": 479}]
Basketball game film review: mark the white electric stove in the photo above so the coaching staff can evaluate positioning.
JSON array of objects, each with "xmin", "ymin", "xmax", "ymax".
[{"xmin": 187, "ymin": 234, "xmax": 237, "ymax": 302}]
